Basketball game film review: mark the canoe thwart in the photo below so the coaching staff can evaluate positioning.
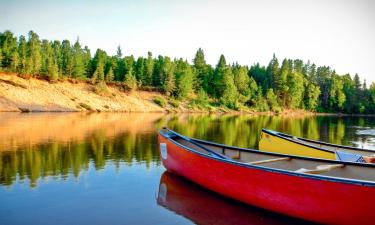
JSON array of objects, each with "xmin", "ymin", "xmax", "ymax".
[
  {"xmin": 296, "ymin": 164, "xmax": 344, "ymax": 174},
  {"xmin": 246, "ymin": 157, "xmax": 291, "ymax": 165}
]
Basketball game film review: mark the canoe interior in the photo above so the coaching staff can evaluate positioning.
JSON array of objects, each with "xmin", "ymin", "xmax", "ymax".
[
  {"xmin": 276, "ymin": 131, "xmax": 375, "ymax": 156},
  {"xmin": 170, "ymin": 136, "xmax": 375, "ymax": 183}
]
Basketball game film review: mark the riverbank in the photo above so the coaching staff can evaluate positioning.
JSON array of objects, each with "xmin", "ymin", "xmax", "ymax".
[
  {"xmin": 0, "ymin": 73, "xmax": 168, "ymax": 112},
  {"xmin": 0, "ymin": 73, "xmax": 314, "ymax": 114}
]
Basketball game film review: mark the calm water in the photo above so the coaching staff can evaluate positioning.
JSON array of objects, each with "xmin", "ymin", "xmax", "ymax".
[{"xmin": 1, "ymin": 113, "xmax": 375, "ymax": 225}]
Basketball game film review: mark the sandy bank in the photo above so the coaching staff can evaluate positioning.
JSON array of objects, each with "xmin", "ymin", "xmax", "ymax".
[{"xmin": 0, "ymin": 73, "xmax": 165, "ymax": 112}]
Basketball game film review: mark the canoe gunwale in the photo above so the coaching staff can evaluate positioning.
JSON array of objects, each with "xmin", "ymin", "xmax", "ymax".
[
  {"xmin": 159, "ymin": 129, "xmax": 375, "ymax": 187},
  {"xmin": 262, "ymin": 128, "xmax": 375, "ymax": 153}
]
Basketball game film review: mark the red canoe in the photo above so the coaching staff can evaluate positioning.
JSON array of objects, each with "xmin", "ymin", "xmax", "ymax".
[
  {"xmin": 158, "ymin": 128, "xmax": 375, "ymax": 225},
  {"xmin": 157, "ymin": 172, "xmax": 308, "ymax": 225}
]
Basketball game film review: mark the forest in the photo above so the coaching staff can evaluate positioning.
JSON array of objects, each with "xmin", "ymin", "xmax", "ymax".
[{"xmin": 0, "ymin": 30, "xmax": 374, "ymax": 113}]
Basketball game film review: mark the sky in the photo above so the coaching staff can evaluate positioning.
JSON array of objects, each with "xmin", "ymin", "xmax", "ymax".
[{"xmin": 1, "ymin": 0, "xmax": 375, "ymax": 84}]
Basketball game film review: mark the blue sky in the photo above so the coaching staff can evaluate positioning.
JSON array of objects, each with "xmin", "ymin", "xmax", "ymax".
[{"xmin": 1, "ymin": 0, "xmax": 375, "ymax": 83}]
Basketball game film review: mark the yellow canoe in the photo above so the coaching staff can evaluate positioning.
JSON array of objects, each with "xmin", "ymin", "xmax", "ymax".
[{"xmin": 259, "ymin": 129, "xmax": 375, "ymax": 162}]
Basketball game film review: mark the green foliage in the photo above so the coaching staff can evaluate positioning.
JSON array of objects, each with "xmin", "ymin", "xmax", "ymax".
[
  {"xmin": 265, "ymin": 89, "xmax": 280, "ymax": 112},
  {"xmin": 304, "ymin": 82, "xmax": 320, "ymax": 111},
  {"xmin": 0, "ymin": 30, "xmax": 373, "ymax": 113},
  {"xmin": 195, "ymin": 88, "xmax": 210, "ymax": 107},
  {"xmin": 153, "ymin": 96, "xmax": 166, "ymax": 107},
  {"xmin": 161, "ymin": 57, "xmax": 175, "ymax": 96},
  {"xmin": 124, "ymin": 68, "xmax": 137, "ymax": 91},
  {"xmin": 105, "ymin": 67, "xmax": 114, "ymax": 82},
  {"xmin": 220, "ymin": 68, "xmax": 239, "ymax": 109},
  {"xmin": 92, "ymin": 61, "xmax": 105, "ymax": 81},
  {"xmin": 175, "ymin": 59, "xmax": 194, "ymax": 99},
  {"xmin": 168, "ymin": 99, "xmax": 180, "ymax": 108}
]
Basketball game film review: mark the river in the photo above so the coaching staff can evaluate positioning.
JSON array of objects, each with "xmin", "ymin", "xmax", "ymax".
[{"xmin": 0, "ymin": 113, "xmax": 374, "ymax": 225}]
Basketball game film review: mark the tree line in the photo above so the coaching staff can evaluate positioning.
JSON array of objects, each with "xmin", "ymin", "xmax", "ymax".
[{"xmin": 0, "ymin": 30, "xmax": 374, "ymax": 113}]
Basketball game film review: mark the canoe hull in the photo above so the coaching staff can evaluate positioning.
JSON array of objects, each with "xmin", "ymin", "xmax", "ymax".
[
  {"xmin": 159, "ymin": 134, "xmax": 375, "ymax": 225},
  {"xmin": 259, "ymin": 131, "xmax": 337, "ymax": 160}
]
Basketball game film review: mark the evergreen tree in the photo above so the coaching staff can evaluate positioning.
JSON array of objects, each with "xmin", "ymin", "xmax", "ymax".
[
  {"xmin": 135, "ymin": 57, "xmax": 145, "ymax": 83},
  {"xmin": 212, "ymin": 54, "xmax": 227, "ymax": 97},
  {"xmin": 286, "ymin": 70, "xmax": 304, "ymax": 108},
  {"xmin": 61, "ymin": 40, "xmax": 74, "ymax": 76},
  {"xmin": 72, "ymin": 39, "xmax": 85, "ymax": 79},
  {"xmin": 175, "ymin": 59, "xmax": 194, "ymax": 99},
  {"xmin": 265, "ymin": 89, "xmax": 279, "ymax": 111},
  {"xmin": 10, "ymin": 51, "xmax": 19, "ymax": 72},
  {"xmin": 105, "ymin": 66, "xmax": 114, "ymax": 82},
  {"xmin": 92, "ymin": 61, "xmax": 105, "ymax": 81},
  {"xmin": 18, "ymin": 35, "xmax": 28, "ymax": 74},
  {"xmin": 277, "ymin": 59, "xmax": 290, "ymax": 105},
  {"xmin": 27, "ymin": 31, "xmax": 42, "ymax": 74},
  {"xmin": 116, "ymin": 45, "xmax": 122, "ymax": 58},
  {"xmin": 0, "ymin": 31, "xmax": 18, "ymax": 69},
  {"xmin": 193, "ymin": 48, "xmax": 208, "ymax": 91},
  {"xmin": 143, "ymin": 52, "xmax": 154, "ymax": 86},
  {"xmin": 329, "ymin": 75, "xmax": 346, "ymax": 111},
  {"xmin": 220, "ymin": 67, "xmax": 238, "ymax": 109},
  {"xmin": 267, "ymin": 54, "xmax": 279, "ymax": 93},
  {"xmin": 304, "ymin": 82, "xmax": 320, "ymax": 111},
  {"xmin": 249, "ymin": 63, "xmax": 268, "ymax": 93},
  {"xmin": 161, "ymin": 57, "xmax": 175, "ymax": 96},
  {"xmin": 124, "ymin": 68, "xmax": 137, "ymax": 91}
]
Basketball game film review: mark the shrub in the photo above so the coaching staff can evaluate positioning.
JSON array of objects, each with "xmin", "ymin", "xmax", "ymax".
[
  {"xmin": 168, "ymin": 99, "xmax": 180, "ymax": 108},
  {"xmin": 79, "ymin": 103, "xmax": 93, "ymax": 111},
  {"xmin": 153, "ymin": 96, "xmax": 166, "ymax": 107}
]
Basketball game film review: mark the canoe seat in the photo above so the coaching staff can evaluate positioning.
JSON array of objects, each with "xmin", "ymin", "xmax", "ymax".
[
  {"xmin": 296, "ymin": 164, "xmax": 344, "ymax": 174},
  {"xmin": 246, "ymin": 157, "xmax": 291, "ymax": 165}
]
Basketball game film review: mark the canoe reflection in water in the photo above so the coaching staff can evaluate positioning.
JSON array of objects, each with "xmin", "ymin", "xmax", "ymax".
[{"xmin": 157, "ymin": 172, "xmax": 315, "ymax": 225}]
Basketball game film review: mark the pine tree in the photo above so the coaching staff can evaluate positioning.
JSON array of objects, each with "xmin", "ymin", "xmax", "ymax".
[
  {"xmin": 18, "ymin": 35, "xmax": 28, "ymax": 74},
  {"xmin": 73, "ymin": 39, "xmax": 85, "ymax": 79},
  {"xmin": 10, "ymin": 51, "xmax": 19, "ymax": 72},
  {"xmin": 124, "ymin": 68, "xmax": 137, "ymax": 91},
  {"xmin": 105, "ymin": 67, "xmax": 114, "ymax": 82},
  {"xmin": 220, "ymin": 67, "xmax": 239, "ymax": 109},
  {"xmin": 27, "ymin": 31, "xmax": 42, "ymax": 74},
  {"xmin": 267, "ymin": 54, "xmax": 279, "ymax": 93},
  {"xmin": 92, "ymin": 61, "xmax": 104, "ymax": 81},
  {"xmin": 175, "ymin": 59, "xmax": 194, "ymax": 99},
  {"xmin": 62, "ymin": 40, "xmax": 74, "ymax": 76},
  {"xmin": 161, "ymin": 57, "xmax": 175, "ymax": 96},
  {"xmin": 212, "ymin": 54, "xmax": 227, "ymax": 97},
  {"xmin": 193, "ymin": 48, "xmax": 208, "ymax": 91},
  {"xmin": 116, "ymin": 45, "xmax": 122, "ymax": 58},
  {"xmin": 143, "ymin": 52, "xmax": 154, "ymax": 86}
]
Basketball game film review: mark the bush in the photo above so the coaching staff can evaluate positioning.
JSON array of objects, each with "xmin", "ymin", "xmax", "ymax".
[
  {"xmin": 78, "ymin": 102, "xmax": 93, "ymax": 111},
  {"xmin": 153, "ymin": 96, "xmax": 166, "ymax": 107},
  {"xmin": 168, "ymin": 99, "xmax": 180, "ymax": 108},
  {"xmin": 94, "ymin": 81, "xmax": 110, "ymax": 95}
]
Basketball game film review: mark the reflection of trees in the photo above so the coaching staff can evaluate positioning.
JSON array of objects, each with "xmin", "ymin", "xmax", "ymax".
[
  {"xmin": 0, "ymin": 131, "xmax": 160, "ymax": 187},
  {"xmin": 162, "ymin": 115, "xmax": 368, "ymax": 150},
  {"xmin": 2, "ymin": 114, "xmax": 373, "ymax": 188}
]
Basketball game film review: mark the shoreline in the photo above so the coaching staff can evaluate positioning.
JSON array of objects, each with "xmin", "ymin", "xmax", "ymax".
[{"xmin": 0, "ymin": 73, "xmax": 372, "ymax": 116}]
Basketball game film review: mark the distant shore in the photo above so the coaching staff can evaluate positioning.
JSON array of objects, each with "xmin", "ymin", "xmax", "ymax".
[{"xmin": 0, "ymin": 73, "xmax": 370, "ymax": 116}]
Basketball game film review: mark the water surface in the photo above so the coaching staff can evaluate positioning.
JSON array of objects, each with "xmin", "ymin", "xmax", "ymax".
[{"xmin": 1, "ymin": 113, "xmax": 374, "ymax": 225}]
